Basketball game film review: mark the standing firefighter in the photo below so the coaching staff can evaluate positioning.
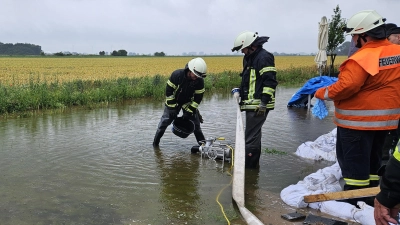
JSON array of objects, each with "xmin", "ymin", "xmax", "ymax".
[
  {"xmin": 152, "ymin": 57, "xmax": 207, "ymax": 147},
  {"xmin": 315, "ymin": 10, "xmax": 400, "ymax": 206},
  {"xmin": 231, "ymin": 31, "xmax": 278, "ymax": 169}
]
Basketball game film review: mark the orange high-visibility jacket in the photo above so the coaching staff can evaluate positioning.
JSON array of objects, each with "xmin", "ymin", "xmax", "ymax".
[{"xmin": 315, "ymin": 40, "xmax": 400, "ymax": 130}]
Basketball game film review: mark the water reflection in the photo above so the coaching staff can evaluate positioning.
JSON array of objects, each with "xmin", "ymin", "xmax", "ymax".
[
  {"xmin": 0, "ymin": 87, "xmax": 338, "ymax": 225},
  {"xmin": 154, "ymin": 147, "xmax": 201, "ymax": 224}
]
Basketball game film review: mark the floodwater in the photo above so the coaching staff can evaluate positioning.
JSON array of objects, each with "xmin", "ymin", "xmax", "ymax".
[{"xmin": 0, "ymin": 87, "xmax": 342, "ymax": 225}]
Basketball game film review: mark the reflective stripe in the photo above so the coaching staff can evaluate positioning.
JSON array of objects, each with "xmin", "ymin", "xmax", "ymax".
[
  {"xmin": 259, "ymin": 66, "xmax": 276, "ymax": 75},
  {"xmin": 369, "ymin": 174, "xmax": 379, "ymax": 181},
  {"xmin": 190, "ymin": 102, "xmax": 199, "ymax": 109},
  {"xmin": 334, "ymin": 118, "xmax": 399, "ymax": 128},
  {"xmin": 248, "ymin": 69, "xmax": 256, "ymax": 100},
  {"xmin": 323, "ymin": 88, "xmax": 332, "ymax": 101},
  {"xmin": 167, "ymin": 80, "xmax": 177, "ymax": 89},
  {"xmin": 344, "ymin": 178, "xmax": 369, "ymax": 186},
  {"xmin": 262, "ymin": 87, "xmax": 275, "ymax": 95},
  {"xmin": 242, "ymin": 99, "xmax": 261, "ymax": 105},
  {"xmin": 195, "ymin": 88, "xmax": 205, "ymax": 94},
  {"xmin": 165, "ymin": 95, "xmax": 177, "ymax": 107},
  {"xmin": 336, "ymin": 108, "xmax": 400, "ymax": 116},
  {"xmin": 394, "ymin": 146, "xmax": 400, "ymax": 161}
]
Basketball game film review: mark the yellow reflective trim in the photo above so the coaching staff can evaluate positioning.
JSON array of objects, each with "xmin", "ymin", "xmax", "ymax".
[
  {"xmin": 167, "ymin": 80, "xmax": 177, "ymax": 89},
  {"xmin": 263, "ymin": 87, "xmax": 275, "ymax": 95},
  {"xmin": 369, "ymin": 174, "xmax": 379, "ymax": 181},
  {"xmin": 242, "ymin": 99, "xmax": 261, "ymax": 105},
  {"xmin": 248, "ymin": 69, "xmax": 256, "ymax": 100},
  {"xmin": 195, "ymin": 88, "xmax": 205, "ymax": 94},
  {"xmin": 259, "ymin": 66, "xmax": 276, "ymax": 75},
  {"xmin": 344, "ymin": 178, "xmax": 369, "ymax": 186},
  {"xmin": 394, "ymin": 146, "xmax": 400, "ymax": 161},
  {"xmin": 190, "ymin": 102, "xmax": 199, "ymax": 108}
]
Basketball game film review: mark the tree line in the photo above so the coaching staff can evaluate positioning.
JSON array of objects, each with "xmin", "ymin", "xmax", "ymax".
[{"xmin": 0, "ymin": 42, "xmax": 42, "ymax": 55}]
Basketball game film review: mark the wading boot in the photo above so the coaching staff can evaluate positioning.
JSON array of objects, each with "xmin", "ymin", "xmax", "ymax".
[{"xmin": 153, "ymin": 129, "xmax": 165, "ymax": 147}]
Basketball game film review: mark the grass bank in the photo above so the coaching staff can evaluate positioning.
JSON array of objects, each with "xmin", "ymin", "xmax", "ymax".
[{"xmin": 0, "ymin": 65, "xmax": 338, "ymax": 117}]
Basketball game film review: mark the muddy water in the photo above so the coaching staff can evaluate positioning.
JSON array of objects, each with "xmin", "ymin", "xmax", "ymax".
[{"xmin": 0, "ymin": 87, "xmax": 343, "ymax": 225}]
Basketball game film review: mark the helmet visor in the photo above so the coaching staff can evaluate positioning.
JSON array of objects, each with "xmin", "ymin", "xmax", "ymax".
[
  {"xmin": 193, "ymin": 69, "xmax": 206, "ymax": 78},
  {"xmin": 231, "ymin": 45, "xmax": 243, "ymax": 52}
]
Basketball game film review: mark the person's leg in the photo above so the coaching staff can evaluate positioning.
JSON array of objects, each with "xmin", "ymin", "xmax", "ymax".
[
  {"xmin": 244, "ymin": 111, "xmax": 268, "ymax": 169},
  {"xmin": 193, "ymin": 112, "xmax": 205, "ymax": 144},
  {"xmin": 336, "ymin": 127, "xmax": 375, "ymax": 206},
  {"xmin": 153, "ymin": 107, "xmax": 174, "ymax": 147},
  {"xmin": 370, "ymin": 130, "xmax": 389, "ymax": 186}
]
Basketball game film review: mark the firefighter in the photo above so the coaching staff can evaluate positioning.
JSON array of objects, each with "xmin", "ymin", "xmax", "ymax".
[
  {"xmin": 374, "ymin": 146, "xmax": 400, "ymax": 225},
  {"xmin": 152, "ymin": 57, "xmax": 207, "ymax": 147},
  {"xmin": 382, "ymin": 24, "xmax": 400, "ymax": 161},
  {"xmin": 231, "ymin": 31, "xmax": 278, "ymax": 169},
  {"xmin": 315, "ymin": 10, "xmax": 400, "ymax": 206},
  {"xmin": 374, "ymin": 147, "xmax": 400, "ymax": 224}
]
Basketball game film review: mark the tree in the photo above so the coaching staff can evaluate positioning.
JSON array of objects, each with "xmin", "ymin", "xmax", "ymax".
[
  {"xmin": 117, "ymin": 49, "xmax": 127, "ymax": 56},
  {"xmin": 336, "ymin": 41, "xmax": 351, "ymax": 56},
  {"xmin": 99, "ymin": 51, "xmax": 105, "ymax": 56},
  {"xmin": 154, "ymin": 52, "xmax": 166, "ymax": 56},
  {"xmin": 327, "ymin": 5, "xmax": 346, "ymax": 74},
  {"xmin": 110, "ymin": 49, "xmax": 127, "ymax": 56}
]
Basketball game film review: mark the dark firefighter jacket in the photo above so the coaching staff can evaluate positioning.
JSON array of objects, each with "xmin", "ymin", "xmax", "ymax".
[
  {"xmin": 165, "ymin": 68, "xmax": 205, "ymax": 115},
  {"xmin": 376, "ymin": 148, "xmax": 400, "ymax": 208},
  {"xmin": 239, "ymin": 47, "xmax": 278, "ymax": 111}
]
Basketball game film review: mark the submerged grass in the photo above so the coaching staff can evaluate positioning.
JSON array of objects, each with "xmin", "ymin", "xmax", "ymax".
[{"xmin": 0, "ymin": 65, "xmax": 338, "ymax": 117}]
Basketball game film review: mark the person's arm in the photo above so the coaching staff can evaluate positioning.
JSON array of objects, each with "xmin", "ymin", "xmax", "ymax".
[
  {"xmin": 259, "ymin": 53, "xmax": 278, "ymax": 105},
  {"xmin": 165, "ymin": 71, "xmax": 179, "ymax": 108},
  {"xmin": 183, "ymin": 80, "xmax": 205, "ymax": 116},
  {"xmin": 374, "ymin": 150, "xmax": 400, "ymax": 224},
  {"xmin": 315, "ymin": 60, "xmax": 368, "ymax": 100}
]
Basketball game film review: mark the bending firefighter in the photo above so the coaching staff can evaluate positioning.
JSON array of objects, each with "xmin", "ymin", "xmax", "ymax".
[
  {"xmin": 315, "ymin": 10, "xmax": 400, "ymax": 206},
  {"xmin": 153, "ymin": 57, "xmax": 207, "ymax": 147},
  {"xmin": 231, "ymin": 31, "xmax": 278, "ymax": 169}
]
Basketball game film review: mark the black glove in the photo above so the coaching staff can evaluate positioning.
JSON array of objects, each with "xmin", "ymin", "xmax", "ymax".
[
  {"xmin": 182, "ymin": 111, "xmax": 193, "ymax": 121},
  {"xmin": 169, "ymin": 108, "xmax": 178, "ymax": 119},
  {"xmin": 197, "ymin": 110, "xmax": 204, "ymax": 123},
  {"xmin": 198, "ymin": 113, "xmax": 203, "ymax": 123}
]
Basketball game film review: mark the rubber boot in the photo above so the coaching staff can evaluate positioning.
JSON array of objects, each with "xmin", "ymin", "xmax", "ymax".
[{"xmin": 153, "ymin": 129, "xmax": 165, "ymax": 147}]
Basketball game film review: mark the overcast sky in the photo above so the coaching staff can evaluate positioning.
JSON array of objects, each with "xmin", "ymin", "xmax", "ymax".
[{"xmin": 1, "ymin": 0, "xmax": 399, "ymax": 55}]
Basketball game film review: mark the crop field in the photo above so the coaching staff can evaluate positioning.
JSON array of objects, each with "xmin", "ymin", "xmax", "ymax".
[{"xmin": 0, "ymin": 56, "xmax": 346, "ymax": 85}]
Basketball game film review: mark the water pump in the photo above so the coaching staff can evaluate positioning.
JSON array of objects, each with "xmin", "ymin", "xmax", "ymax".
[{"xmin": 191, "ymin": 137, "xmax": 233, "ymax": 163}]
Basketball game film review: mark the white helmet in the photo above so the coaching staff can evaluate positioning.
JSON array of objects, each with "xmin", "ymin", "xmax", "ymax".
[
  {"xmin": 231, "ymin": 31, "xmax": 258, "ymax": 52},
  {"xmin": 344, "ymin": 10, "xmax": 386, "ymax": 35},
  {"xmin": 188, "ymin": 57, "xmax": 207, "ymax": 78}
]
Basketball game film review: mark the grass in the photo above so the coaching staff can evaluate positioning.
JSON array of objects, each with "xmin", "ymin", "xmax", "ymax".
[
  {"xmin": 263, "ymin": 148, "xmax": 287, "ymax": 155},
  {"xmin": 0, "ymin": 65, "xmax": 339, "ymax": 117}
]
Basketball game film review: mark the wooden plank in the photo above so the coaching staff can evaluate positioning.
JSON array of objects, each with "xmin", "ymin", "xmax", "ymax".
[{"xmin": 303, "ymin": 187, "xmax": 380, "ymax": 203}]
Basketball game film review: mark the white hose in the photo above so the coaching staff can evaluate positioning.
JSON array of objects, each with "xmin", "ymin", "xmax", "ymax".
[{"xmin": 232, "ymin": 93, "xmax": 264, "ymax": 225}]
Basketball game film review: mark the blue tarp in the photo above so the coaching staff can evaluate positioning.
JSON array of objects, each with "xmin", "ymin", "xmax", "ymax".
[{"xmin": 287, "ymin": 75, "xmax": 338, "ymax": 108}]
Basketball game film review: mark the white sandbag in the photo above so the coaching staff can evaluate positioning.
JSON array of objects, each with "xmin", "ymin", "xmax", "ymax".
[{"xmin": 295, "ymin": 128, "xmax": 337, "ymax": 161}]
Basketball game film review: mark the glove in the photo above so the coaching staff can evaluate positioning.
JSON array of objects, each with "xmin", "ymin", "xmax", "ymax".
[
  {"xmin": 182, "ymin": 111, "xmax": 193, "ymax": 121},
  {"xmin": 168, "ymin": 108, "xmax": 178, "ymax": 119},
  {"xmin": 198, "ymin": 111, "xmax": 204, "ymax": 123},
  {"xmin": 312, "ymin": 99, "xmax": 328, "ymax": 119},
  {"xmin": 255, "ymin": 102, "xmax": 267, "ymax": 116}
]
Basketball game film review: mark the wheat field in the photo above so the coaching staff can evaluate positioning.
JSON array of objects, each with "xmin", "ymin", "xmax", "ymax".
[{"xmin": 0, "ymin": 56, "xmax": 346, "ymax": 85}]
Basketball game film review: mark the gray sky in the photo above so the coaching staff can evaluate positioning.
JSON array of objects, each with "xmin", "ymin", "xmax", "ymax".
[{"xmin": 1, "ymin": 0, "xmax": 399, "ymax": 55}]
